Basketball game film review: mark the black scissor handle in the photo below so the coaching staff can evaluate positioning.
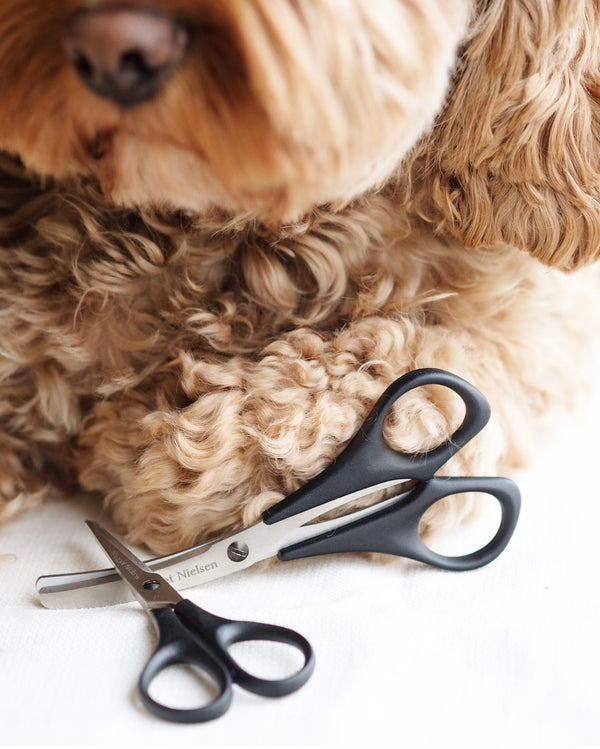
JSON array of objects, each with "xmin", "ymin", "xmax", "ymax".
[
  {"xmin": 263, "ymin": 369, "xmax": 491, "ymax": 525},
  {"xmin": 278, "ymin": 475, "xmax": 521, "ymax": 571},
  {"xmin": 174, "ymin": 599, "xmax": 316, "ymax": 698},
  {"xmin": 139, "ymin": 606, "xmax": 233, "ymax": 724},
  {"xmin": 139, "ymin": 601, "xmax": 315, "ymax": 723}
]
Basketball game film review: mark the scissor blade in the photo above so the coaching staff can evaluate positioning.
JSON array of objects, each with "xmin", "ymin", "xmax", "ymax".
[
  {"xmin": 37, "ymin": 518, "xmax": 277, "ymax": 609},
  {"xmin": 86, "ymin": 521, "xmax": 183, "ymax": 609},
  {"xmin": 37, "ymin": 478, "xmax": 414, "ymax": 609}
]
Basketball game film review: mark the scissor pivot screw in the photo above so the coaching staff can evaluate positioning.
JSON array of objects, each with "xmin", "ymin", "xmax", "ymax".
[
  {"xmin": 142, "ymin": 580, "xmax": 161, "ymax": 591},
  {"xmin": 227, "ymin": 541, "xmax": 249, "ymax": 562}
]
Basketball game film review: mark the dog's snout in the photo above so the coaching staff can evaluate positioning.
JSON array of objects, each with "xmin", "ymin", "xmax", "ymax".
[{"xmin": 66, "ymin": 6, "xmax": 188, "ymax": 107}]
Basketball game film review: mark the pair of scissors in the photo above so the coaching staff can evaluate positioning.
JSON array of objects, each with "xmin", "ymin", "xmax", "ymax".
[
  {"xmin": 37, "ymin": 368, "xmax": 521, "ymax": 610},
  {"xmin": 86, "ymin": 520, "xmax": 315, "ymax": 723}
]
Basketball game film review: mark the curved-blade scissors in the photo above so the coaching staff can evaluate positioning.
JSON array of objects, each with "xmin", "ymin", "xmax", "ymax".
[{"xmin": 37, "ymin": 368, "xmax": 521, "ymax": 609}]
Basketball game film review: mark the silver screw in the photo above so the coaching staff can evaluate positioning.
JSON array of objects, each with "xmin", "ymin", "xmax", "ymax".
[{"xmin": 227, "ymin": 541, "xmax": 250, "ymax": 562}]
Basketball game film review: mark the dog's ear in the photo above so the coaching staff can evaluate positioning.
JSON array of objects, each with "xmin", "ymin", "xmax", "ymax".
[{"xmin": 406, "ymin": 0, "xmax": 600, "ymax": 271}]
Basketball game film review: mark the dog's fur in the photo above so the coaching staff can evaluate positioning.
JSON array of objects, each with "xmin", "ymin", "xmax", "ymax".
[{"xmin": 1, "ymin": 0, "xmax": 600, "ymax": 554}]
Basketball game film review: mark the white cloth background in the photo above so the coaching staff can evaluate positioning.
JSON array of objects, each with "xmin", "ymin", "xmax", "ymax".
[{"xmin": 2, "ymin": 354, "xmax": 599, "ymax": 747}]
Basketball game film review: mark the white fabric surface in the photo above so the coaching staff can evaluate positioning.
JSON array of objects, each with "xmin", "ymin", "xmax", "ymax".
[{"xmin": 2, "ymin": 358, "xmax": 600, "ymax": 747}]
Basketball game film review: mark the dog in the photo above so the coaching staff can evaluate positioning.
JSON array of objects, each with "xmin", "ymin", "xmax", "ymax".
[{"xmin": 1, "ymin": 0, "xmax": 599, "ymax": 555}]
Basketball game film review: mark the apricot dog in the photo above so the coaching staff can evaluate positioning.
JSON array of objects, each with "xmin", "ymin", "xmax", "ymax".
[{"xmin": 1, "ymin": 1, "xmax": 599, "ymax": 554}]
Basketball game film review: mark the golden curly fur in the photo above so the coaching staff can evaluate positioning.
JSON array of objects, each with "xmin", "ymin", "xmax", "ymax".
[{"xmin": 0, "ymin": 0, "xmax": 599, "ymax": 554}]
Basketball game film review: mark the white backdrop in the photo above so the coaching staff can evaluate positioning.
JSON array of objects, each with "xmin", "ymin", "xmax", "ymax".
[{"xmin": 2, "ymin": 354, "xmax": 599, "ymax": 746}]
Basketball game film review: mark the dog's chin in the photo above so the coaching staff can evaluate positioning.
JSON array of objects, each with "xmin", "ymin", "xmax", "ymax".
[{"xmin": 42, "ymin": 121, "xmax": 409, "ymax": 221}]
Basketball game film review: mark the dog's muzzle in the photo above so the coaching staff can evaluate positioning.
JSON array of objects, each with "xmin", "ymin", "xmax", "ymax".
[{"xmin": 66, "ymin": 4, "xmax": 188, "ymax": 107}]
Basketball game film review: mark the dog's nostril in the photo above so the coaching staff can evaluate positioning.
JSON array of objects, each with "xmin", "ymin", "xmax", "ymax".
[
  {"xmin": 66, "ymin": 6, "xmax": 188, "ymax": 107},
  {"xmin": 73, "ymin": 52, "xmax": 93, "ymax": 80}
]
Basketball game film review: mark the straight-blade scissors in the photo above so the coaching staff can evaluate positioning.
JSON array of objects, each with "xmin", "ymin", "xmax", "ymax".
[
  {"xmin": 37, "ymin": 369, "xmax": 521, "ymax": 610},
  {"xmin": 86, "ymin": 520, "xmax": 315, "ymax": 723}
]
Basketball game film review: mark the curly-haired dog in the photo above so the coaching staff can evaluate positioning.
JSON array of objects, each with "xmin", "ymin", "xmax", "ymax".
[{"xmin": 1, "ymin": 0, "xmax": 599, "ymax": 555}]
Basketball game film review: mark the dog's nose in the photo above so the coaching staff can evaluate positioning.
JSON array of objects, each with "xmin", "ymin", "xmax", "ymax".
[{"xmin": 66, "ymin": 5, "xmax": 188, "ymax": 107}]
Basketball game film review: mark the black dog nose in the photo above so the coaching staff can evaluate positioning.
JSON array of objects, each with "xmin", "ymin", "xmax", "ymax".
[{"xmin": 66, "ymin": 6, "xmax": 188, "ymax": 107}]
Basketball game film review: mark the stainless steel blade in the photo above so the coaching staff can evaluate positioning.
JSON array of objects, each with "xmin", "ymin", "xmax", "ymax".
[
  {"xmin": 37, "ymin": 479, "xmax": 411, "ymax": 609},
  {"xmin": 86, "ymin": 520, "xmax": 185, "ymax": 609}
]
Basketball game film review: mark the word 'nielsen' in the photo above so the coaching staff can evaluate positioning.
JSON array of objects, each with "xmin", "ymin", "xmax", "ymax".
[{"xmin": 164, "ymin": 561, "xmax": 219, "ymax": 584}]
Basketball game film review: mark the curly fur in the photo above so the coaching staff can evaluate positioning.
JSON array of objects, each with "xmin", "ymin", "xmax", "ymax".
[{"xmin": 0, "ymin": 0, "xmax": 599, "ymax": 554}]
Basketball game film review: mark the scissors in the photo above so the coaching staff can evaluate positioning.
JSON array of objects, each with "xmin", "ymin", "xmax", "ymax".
[
  {"xmin": 86, "ymin": 519, "xmax": 315, "ymax": 723},
  {"xmin": 37, "ymin": 368, "xmax": 521, "ymax": 610}
]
